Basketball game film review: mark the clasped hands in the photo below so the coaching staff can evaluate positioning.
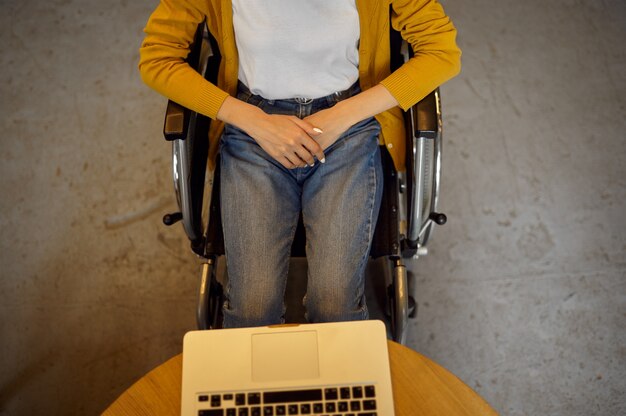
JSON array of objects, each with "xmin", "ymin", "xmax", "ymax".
[
  {"xmin": 217, "ymin": 84, "xmax": 397, "ymax": 170},
  {"xmin": 217, "ymin": 92, "xmax": 383, "ymax": 170},
  {"xmin": 245, "ymin": 105, "xmax": 351, "ymax": 169}
]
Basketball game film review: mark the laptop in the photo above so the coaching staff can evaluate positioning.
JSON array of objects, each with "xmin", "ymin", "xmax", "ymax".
[{"xmin": 181, "ymin": 319, "xmax": 395, "ymax": 416}]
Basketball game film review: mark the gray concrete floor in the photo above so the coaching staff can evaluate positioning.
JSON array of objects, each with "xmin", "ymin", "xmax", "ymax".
[{"xmin": 1, "ymin": 0, "xmax": 624, "ymax": 414}]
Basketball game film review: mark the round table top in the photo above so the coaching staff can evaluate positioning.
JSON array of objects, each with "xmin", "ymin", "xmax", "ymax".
[{"xmin": 103, "ymin": 341, "xmax": 498, "ymax": 416}]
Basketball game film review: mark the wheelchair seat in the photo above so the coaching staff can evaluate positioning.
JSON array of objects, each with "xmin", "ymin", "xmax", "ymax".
[{"xmin": 161, "ymin": 24, "xmax": 447, "ymax": 344}]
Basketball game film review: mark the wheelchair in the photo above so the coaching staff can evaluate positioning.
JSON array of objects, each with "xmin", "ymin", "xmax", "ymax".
[{"xmin": 161, "ymin": 24, "xmax": 447, "ymax": 344}]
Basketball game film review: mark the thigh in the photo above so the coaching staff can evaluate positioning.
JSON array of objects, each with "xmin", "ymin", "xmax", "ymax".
[
  {"xmin": 220, "ymin": 124, "xmax": 301, "ymax": 240},
  {"xmin": 302, "ymin": 117, "xmax": 383, "ymax": 320},
  {"xmin": 219, "ymin": 125, "xmax": 301, "ymax": 326}
]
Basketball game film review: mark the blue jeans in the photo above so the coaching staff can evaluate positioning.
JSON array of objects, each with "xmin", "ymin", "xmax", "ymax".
[{"xmin": 220, "ymin": 83, "xmax": 383, "ymax": 328}]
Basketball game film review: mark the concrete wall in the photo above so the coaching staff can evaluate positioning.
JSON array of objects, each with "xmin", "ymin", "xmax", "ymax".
[{"xmin": 0, "ymin": 0, "xmax": 624, "ymax": 414}]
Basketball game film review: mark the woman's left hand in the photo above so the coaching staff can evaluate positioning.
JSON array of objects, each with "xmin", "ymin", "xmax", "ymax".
[
  {"xmin": 304, "ymin": 84, "xmax": 400, "ymax": 152},
  {"xmin": 303, "ymin": 102, "xmax": 354, "ymax": 150}
]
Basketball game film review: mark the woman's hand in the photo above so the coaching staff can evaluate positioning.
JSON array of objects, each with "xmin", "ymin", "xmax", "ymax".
[
  {"xmin": 303, "ymin": 105, "xmax": 354, "ymax": 151},
  {"xmin": 217, "ymin": 96, "xmax": 325, "ymax": 169},
  {"xmin": 248, "ymin": 113, "xmax": 325, "ymax": 168},
  {"xmin": 305, "ymin": 84, "xmax": 400, "ymax": 153}
]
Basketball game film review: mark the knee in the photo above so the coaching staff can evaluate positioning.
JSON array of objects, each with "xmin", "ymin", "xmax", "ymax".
[
  {"xmin": 222, "ymin": 298, "xmax": 284, "ymax": 328},
  {"xmin": 304, "ymin": 289, "xmax": 368, "ymax": 323},
  {"xmin": 222, "ymin": 289, "xmax": 285, "ymax": 328}
]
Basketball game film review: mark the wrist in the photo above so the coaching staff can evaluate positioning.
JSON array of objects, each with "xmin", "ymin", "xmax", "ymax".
[
  {"xmin": 334, "ymin": 84, "xmax": 398, "ymax": 126},
  {"xmin": 217, "ymin": 96, "xmax": 267, "ymax": 131},
  {"xmin": 332, "ymin": 99, "xmax": 363, "ymax": 127}
]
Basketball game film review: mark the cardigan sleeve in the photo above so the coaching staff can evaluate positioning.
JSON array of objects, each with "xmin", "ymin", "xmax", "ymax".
[
  {"xmin": 138, "ymin": 0, "xmax": 229, "ymax": 119},
  {"xmin": 380, "ymin": 0, "xmax": 461, "ymax": 110}
]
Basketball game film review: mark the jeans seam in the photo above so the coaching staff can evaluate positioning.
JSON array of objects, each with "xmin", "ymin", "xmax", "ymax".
[{"xmin": 353, "ymin": 147, "xmax": 379, "ymax": 320}]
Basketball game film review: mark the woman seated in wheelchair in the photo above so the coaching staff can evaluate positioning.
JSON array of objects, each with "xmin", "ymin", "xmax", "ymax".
[{"xmin": 139, "ymin": 0, "xmax": 460, "ymax": 328}]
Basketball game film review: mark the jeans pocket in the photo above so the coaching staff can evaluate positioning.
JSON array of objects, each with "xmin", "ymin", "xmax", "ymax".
[
  {"xmin": 325, "ymin": 117, "xmax": 381, "ymax": 153},
  {"xmin": 349, "ymin": 116, "xmax": 381, "ymax": 137},
  {"xmin": 222, "ymin": 123, "xmax": 256, "ymax": 147}
]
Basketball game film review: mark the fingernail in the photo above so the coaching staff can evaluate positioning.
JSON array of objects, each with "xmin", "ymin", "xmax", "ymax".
[
  {"xmin": 313, "ymin": 127, "xmax": 323, "ymax": 134},
  {"xmin": 320, "ymin": 157, "xmax": 326, "ymax": 164}
]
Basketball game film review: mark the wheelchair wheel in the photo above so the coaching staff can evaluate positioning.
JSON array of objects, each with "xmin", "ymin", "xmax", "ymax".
[
  {"xmin": 388, "ymin": 259, "xmax": 409, "ymax": 344},
  {"xmin": 167, "ymin": 24, "xmax": 216, "ymax": 248},
  {"xmin": 172, "ymin": 113, "xmax": 208, "ymax": 241},
  {"xmin": 197, "ymin": 257, "xmax": 224, "ymax": 330},
  {"xmin": 407, "ymin": 89, "xmax": 444, "ymax": 248}
]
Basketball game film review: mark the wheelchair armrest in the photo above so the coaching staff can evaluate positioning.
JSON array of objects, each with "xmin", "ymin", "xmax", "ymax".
[
  {"xmin": 405, "ymin": 89, "xmax": 444, "ymax": 251},
  {"xmin": 162, "ymin": 22, "xmax": 219, "ymax": 142},
  {"xmin": 412, "ymin": 89, "xmax": 440, "ymax": 137},
  {"xmin": 163, "ymin": 100, "xmax": 189, "ymax": 141}
]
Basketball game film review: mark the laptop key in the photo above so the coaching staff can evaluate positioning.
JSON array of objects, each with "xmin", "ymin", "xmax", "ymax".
[
  {"xmin": 236, "ymin": 394, "xmax": 246, "ymax": 406},
  {"xmin": 363, "ymin": 400, "xmax": 376, "ymax": 410},
  {"xmin": 249, "ymin": 393, "xmax": 261, "ymax": 405},
  {"xmin": 340, "ymin": 387, "xmax": 351, "ymax": 399},
  {"xmin": 364, "ymin": 386, "xmax": 376, "ymax": 398},
  {"xmin": 264, "ymin": 389, "xmax": 323, "ymax": 404},
  {"xmin": 352, "ymin": 387, "xmax": 363, "ymax": 399},
  {"xmin": 300, "ymin": 403, "xmax": 311, "ymax": 414},
  {"xmin": 211, "ymin": 395, "xmax": 222, "ymax": 407},
  {"xmin": 324, "ymin": 388, "xmax": 338, "ymax": 400},
  {"xmin": 198, "ymin": 410, "xmax": 224, "ymax": 416},
  {"xmin": 238, "ymin": 408, "xmax": 249, "ymax": 416}
]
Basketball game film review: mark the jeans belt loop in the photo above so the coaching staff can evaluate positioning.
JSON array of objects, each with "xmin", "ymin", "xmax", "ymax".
[
  {"xmin": 334, "ymin": 86, "xmax": 353, "ymax": 102},
  {"xmin": 294, "ymin": 97, "xmax": 314, "ymax": 104}
]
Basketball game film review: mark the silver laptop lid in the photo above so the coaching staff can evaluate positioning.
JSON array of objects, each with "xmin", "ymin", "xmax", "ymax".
[{"xmin": 181, "ymin": 320, "xmax": 395, "ymax": 415}]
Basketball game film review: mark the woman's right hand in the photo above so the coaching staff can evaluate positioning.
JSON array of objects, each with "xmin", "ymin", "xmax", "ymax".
[{"xmin": 217, "ymin": 96, "xmax": 325, "ymax": 169}]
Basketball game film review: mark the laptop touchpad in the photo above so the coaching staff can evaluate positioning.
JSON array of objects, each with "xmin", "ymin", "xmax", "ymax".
[{"xmin": 251, "ymin": 331, "xmax": 320, "ymax": 382}]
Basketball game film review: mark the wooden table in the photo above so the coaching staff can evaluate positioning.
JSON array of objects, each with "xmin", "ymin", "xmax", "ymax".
[{"xmin": 103, "ymin": 341, "xmax": 498, "ymax": 415}]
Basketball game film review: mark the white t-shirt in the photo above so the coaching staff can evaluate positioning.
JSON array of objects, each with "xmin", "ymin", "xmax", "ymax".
[{"xmin": 231, "ymin": 0, "xmax": 360, "ymax": 100}]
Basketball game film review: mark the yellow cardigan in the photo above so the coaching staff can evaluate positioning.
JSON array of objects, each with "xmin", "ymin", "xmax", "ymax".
[{"xmin": 139, "ymin": 0, "xmax": 461, "ymax": 170}]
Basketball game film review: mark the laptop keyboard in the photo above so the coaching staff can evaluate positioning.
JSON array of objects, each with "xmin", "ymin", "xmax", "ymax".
[{"xmin": 197, "ymin": 385, "xmax": 378, "ymax": 416}]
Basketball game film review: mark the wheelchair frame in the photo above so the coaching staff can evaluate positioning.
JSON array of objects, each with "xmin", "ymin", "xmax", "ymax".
[{"xmin": 161, "ymin": 24, "xmax": 446, "ymax": 344}]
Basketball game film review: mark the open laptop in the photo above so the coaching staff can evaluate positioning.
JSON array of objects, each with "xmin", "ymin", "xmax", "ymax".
[{"xmin": 181, "ymin": 319, "xmax": 395, "ymax": 416}]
